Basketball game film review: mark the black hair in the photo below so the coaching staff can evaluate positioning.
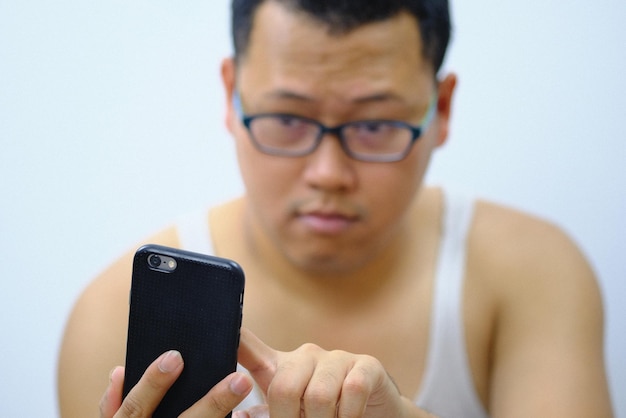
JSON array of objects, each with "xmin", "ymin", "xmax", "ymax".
[{"xmin": 231, "ymin": 0, "xmax": 452, "ymax": 73}]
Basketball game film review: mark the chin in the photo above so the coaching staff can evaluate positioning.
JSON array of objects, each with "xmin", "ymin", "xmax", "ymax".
[{"xmin": 287, "ymin": 247, "xmax": 371, "ymax": 277}]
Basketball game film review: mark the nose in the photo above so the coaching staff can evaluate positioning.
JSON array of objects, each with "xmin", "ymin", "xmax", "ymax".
[{"xmin": 302, "ymin": 132, "xmax": 357, "ymax": 193}]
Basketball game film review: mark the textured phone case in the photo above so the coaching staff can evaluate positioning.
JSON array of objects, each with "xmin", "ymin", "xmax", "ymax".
[{"xmin": 123, "ymin": 244, "xmax": 245, "ymax": 417}]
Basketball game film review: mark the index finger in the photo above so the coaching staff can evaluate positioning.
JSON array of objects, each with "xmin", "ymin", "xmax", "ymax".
[{"xmin": 237, "ymin": 327, "xmax": 279, "ymax": 392}]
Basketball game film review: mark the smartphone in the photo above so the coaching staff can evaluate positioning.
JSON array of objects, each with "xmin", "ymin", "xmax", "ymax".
[{"xmin": 123, "ymin": 244, "xmax": 245, "ymax": 417}]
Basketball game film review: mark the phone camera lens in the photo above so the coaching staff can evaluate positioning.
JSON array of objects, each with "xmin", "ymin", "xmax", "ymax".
[{"xmin": 148, "ymin": 254, "xmax": 162, "ymax": 268}]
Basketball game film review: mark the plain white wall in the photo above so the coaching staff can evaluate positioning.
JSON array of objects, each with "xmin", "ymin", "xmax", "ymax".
[{"xmin": 0, "ymin": 0, "xmax": 624, "ymax": 416}]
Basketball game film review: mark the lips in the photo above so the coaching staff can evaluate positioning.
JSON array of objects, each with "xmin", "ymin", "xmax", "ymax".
[{"xmin": 294, "ymin": 203, "xmax": 361, "ymax": 235}]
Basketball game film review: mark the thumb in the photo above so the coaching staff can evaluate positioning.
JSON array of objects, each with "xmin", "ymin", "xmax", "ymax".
[{"xmin": 237, "ymin": 328, "xmax": 278, "ymax": 393}]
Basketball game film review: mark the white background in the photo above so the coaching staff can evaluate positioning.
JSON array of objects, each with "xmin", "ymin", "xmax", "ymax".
[{"xmin": 1, "ymin": 0, "xmax": 624, "ymax": 416}]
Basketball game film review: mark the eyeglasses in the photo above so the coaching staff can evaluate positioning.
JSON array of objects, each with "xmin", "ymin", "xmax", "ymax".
[{"xmin": 233, "ymin": 92, "xmax": 438, "ymax": 163}]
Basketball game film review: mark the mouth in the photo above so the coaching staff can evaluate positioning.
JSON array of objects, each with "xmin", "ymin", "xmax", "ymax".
[{"xmin": 295, "ymin": 206, "xmax": 361, "ymax": 235}]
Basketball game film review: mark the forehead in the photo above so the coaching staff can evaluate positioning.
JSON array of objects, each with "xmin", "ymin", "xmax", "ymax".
[{"xmin": 237, "ymin": 1, "xmax": 434, "ymax": 99}]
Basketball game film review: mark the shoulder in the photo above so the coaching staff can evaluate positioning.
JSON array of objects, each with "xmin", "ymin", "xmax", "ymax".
[
  {"xmin": 70, "ymin": 226, "xmax": 182, "ymax": 326},
  {"xmin": 468, "ymin": 199, "xmax": 598, "ymax": 297},
  {"xmin": 467, "ymin": 199, "xmax": 605, "ymax": 366},
  {"xmin": 210, "ymin": 197, "xmax": 245, "ymax": 224},
  {"xmin": 209, "ymin": 197, "xmax": 247, "ymax": 254}
]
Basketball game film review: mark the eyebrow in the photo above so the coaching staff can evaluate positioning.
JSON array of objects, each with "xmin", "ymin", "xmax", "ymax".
[
  {"xmin": 262, "ymin": 89, "xmax": 406, "ymax": 105},
  {"xmin": 261, "ymin": 90, "xmax": 315, "ymax": 103},
  {"xmin": 352, "ymin": 92, "xmax": 405, "ymax": 104}
]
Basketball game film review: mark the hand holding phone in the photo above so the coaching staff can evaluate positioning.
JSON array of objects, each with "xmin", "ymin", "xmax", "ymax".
[{"xmin": 122, "ymin": 244, "xmax": 245, "ymax": 417}]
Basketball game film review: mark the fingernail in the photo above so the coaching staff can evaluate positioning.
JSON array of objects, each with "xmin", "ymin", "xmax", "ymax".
[
  {"xmin": 109, "ymin": 366, "xmax": 123, "ymax": 383},
  {"xmin": 158, "ymin": 350, "xmax": 183, "ymax": 373},
  {"xmin": 229, "ymin": 373, "xmax": 252, "ymax": 396}
]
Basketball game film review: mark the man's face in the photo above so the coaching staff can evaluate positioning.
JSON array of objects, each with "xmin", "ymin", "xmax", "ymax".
[{"xmin": 222, "ymin": 1, "xmax": 454, "ymax": 275}]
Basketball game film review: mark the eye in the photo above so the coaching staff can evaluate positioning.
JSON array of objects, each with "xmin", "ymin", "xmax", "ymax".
[
  {"xmin": 351, "ymin": 121, "xmax": 395, "ymax": 137},
  {"xmin": 277, "ymin": 115, "xmax": 306, "ymax": 128}
]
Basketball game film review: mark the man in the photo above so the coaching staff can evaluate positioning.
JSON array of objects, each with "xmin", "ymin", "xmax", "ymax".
[{"xmin": 58, "ymin": 0, "xmax": 614, "ymax": 417}]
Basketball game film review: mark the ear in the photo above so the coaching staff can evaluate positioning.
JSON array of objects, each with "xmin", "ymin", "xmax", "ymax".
[
  {"xmin": 434, "ymin": 73, "xmax": 457, "ymax": 147},
  {"xmin": 221, "ymin": 57, "xmax": 237, "ymax": 134}
]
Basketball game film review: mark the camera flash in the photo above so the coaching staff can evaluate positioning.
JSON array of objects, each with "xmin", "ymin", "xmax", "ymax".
[{"xmin": 168, "ymin": 260, "xmax": 177, "ymax": 269}]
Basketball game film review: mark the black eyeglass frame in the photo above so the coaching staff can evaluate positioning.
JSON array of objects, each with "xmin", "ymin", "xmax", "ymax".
[{"xmin": 232, "ymin": 92, "xmax": 438, "ymax": 163}]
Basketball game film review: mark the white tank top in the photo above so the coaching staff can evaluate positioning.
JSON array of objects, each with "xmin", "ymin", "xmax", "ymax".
[{"xmin": 175, "ymin": 190, "xmax": 489, "ymax": 418}]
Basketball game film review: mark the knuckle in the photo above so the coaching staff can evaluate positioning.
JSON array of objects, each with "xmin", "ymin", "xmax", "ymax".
[
  {"xmin": 357, "ymin": 354, "xmax": 385, "ymax": 378},
  {"xmin": 144, "ymin": 371, "xmax": 168, "ymax": 392},
  {"xmin": 269, "ymin": 357, "xmax": 307, "ymax": 403},
  {"xmin": 298, "ymin": 342, "xmax": 323, "ymax": 354},
  {"xmin": 204, "ymin": 390, "xmax": 234, "ymax": 415},
  {"xmin": 304, "ymin": 384, "xmax": 337, "ymax": 408},
  {"xmin": 344, "ymin": 355, "xmax": 385, "ymax": 393},
  {"xmin": 359, "ymin": 354, "xmax": 383, "ymax": 369},
  {"xmin": 268, "ymin": 379, "xmax": 301, "ymax": 401},
  {"xmin": 274, "ymin": 359, "xmax": 301, "ymax": 387},
  {"xmin": 342, "ymin": 375, "xmax": 368, "ymax": 396},
  {"xmin": 307, "ymin": 367, "xmax": 341, "ymax": 403}
]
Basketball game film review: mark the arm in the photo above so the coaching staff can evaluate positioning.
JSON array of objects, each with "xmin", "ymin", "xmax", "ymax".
[{"xmin": 474, "ymin": 205, "xmax": 613, "ymax": 417}]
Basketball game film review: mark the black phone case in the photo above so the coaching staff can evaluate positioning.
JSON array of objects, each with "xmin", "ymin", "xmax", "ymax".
[{"xmin": 123, "ymin": 244, "xmax": 245, "ymax": 417}]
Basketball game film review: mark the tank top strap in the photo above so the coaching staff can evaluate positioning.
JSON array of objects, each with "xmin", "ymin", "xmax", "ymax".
[
  {"xmin": 175, "ymin": 208, "xmax": 215, "ymax": 255},
  {"xmin": 415, "ymin": 189, "xmax": 489, "ymax": 417}
]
